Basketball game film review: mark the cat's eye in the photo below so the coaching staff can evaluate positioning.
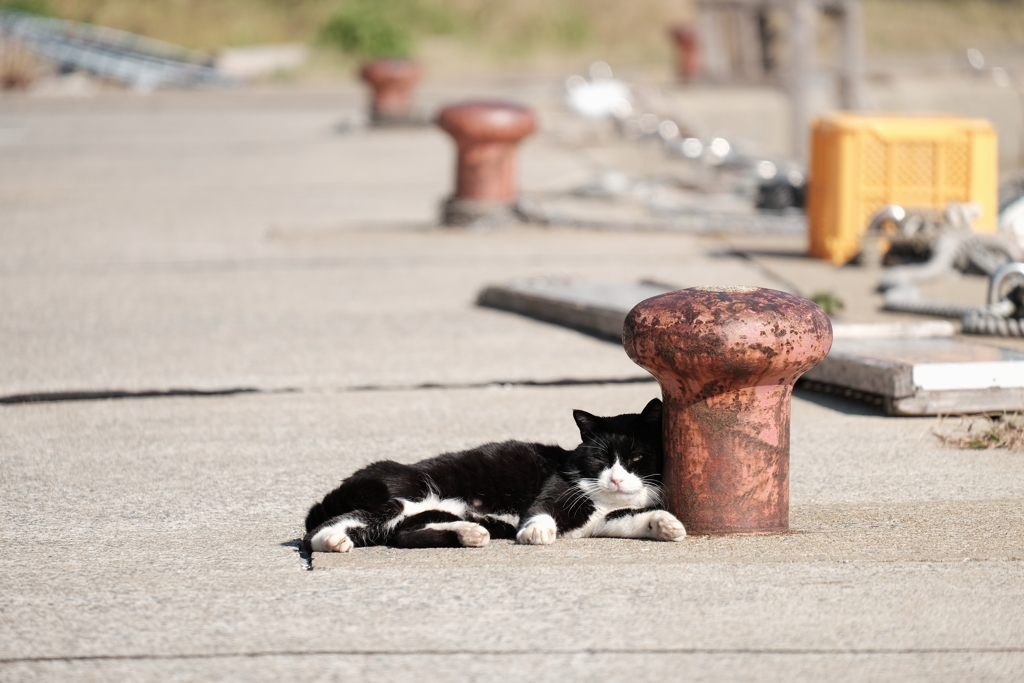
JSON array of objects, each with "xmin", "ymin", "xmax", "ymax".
[{"xmin": 628, "ymin": 456, "xmax": 643, "ymax": 465}]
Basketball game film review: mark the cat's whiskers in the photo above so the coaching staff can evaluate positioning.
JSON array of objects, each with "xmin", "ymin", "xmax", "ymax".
[
  {"xmin": 555, "ymin": 485, "xmax": 584, "ymax": 504},
  {"xmin": 575, "ymin": 478, "xmax": 609, "ymax": 512},
  {"xmin": 554, "ymin": 486, "xmax": 580, "ymax": 510},
  {"xmin": 639, "ymin": 473, "xmax": 663, "ymax": 487},
  {"xmin": 631, "ymin": 473, "xmax": 664, "ymax": 508},
  {"xmin": 562, "ymin": 480, "xmax": 597, "ymax": 515}
]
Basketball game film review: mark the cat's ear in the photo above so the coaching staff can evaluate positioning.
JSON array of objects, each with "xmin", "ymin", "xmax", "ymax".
[
  {"xmin": 640, "ymin": 398, "xmax": 663, "ymax": 424},
  {"xmin": 573, "ymin": 409, "xmax": 602, "ymax": 436}
]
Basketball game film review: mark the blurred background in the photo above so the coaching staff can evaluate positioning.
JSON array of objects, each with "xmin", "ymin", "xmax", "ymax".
[
  {"xmin": 0, "ymin": 0, "xmax": 1019, "ymax": 66},
  {"xmin": 2, "ymin": 0, "xmax": 1022, "ymax": 170},
  {"xmin": 2, "ymin": 0, "xmax": 1023, "ymax": 74}
]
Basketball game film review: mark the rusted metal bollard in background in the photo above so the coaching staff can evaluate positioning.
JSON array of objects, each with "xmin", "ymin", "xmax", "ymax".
[
  {"xmin": 436, "ymin": 101, "xmax": 537, "ymax": 227},
  {"xmin": 623, "ymin": 286, "xmax": 832, "ymax": 535},
  {"xmin": 669, "ymin": 25, "xmax": 701, "ymax": 83},
  {"xmin": 359, "ymin": 59, "xmax": 422, "ymax": 125}
]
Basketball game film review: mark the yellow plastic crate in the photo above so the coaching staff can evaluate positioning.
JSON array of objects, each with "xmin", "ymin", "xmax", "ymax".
[{"xmin": 806, "ymin": 113, "xmax": 998, "ymax": 265}]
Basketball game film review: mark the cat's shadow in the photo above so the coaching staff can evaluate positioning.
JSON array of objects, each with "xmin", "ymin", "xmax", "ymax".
[{"xmin": 281, "ymin": 538, "xmax": 311, "ymax": 568}]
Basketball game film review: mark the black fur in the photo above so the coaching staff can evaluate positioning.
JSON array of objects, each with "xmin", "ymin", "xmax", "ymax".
[{"xmin": 303, "ymin": 398, "xmax": 664, "ymax": 552}]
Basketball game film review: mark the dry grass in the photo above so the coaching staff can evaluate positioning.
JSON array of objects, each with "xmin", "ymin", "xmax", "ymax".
[
  {"xmin": 12, "ymin": 0, "xmax": 1024, "ymax": 73},
  {"xmin": 934, "ymin": 412, "xmax": 1024, "ymax": 450},
  {"xmin": 863, "ymin": 0, "xmax": 1024, "ymax": 53},
  {"xmin": 32, "ymin": 0, "xmax": 685, "ymax": 57},
  {"xmin": 34, "ymin": 0, "xmax": 337, "ymax": 51}
]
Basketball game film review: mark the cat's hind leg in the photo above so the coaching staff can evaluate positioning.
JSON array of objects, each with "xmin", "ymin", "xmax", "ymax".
[
  {"xmin": 391, "ymin": 511, "xmax": 490, "ymax": 549},
  {"xmin": 597, "ymin": 508, "xmax": 686, "ymax": 541},
  {"xmin": 478, "ymin": 514, "xmax": 519, "ymax": 540},
  {"xmin": 305, "ymin": 513, "xmax": 373, "ymax": 553}
]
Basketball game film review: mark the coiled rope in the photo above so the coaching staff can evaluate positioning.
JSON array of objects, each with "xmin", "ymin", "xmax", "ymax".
[
  {"xmin": 961, "ymin": 309, "xmax": 1024, "ymax": 337},
  {"xmin": 883, "ymin": 262, "xmax": 1024, "ymax": 338}
]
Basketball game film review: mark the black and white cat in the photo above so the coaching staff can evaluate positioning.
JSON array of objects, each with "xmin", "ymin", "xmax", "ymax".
[{"xmin": 303, "ymin": 398, "xmax": 686, "ymax": 552}]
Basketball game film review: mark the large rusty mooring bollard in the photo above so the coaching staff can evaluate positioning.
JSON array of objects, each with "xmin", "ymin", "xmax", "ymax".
[
  {"xmin": 436, "ymin": 101, "xmax": 537, "ymax": 226},
  {"xmin": 669, "ymin": 25, "xmax": 701, "ymax": 83},
  {"xmin": 360, "ymin": 59, "xmax": 422, "ymax": 125},
  {"xmin": 623, "ymin": 286, "xmax": 832, "ymax": 535}
]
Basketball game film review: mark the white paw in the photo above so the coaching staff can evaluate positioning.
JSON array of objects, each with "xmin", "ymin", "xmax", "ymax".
[
  {"xmin": 454, "ymin": 522, "xmax": 490, "ymax": 548},
  {"xmin": 516, "ymin": 516, "xmax": 557, "ymax": 545},
  {"xmin": 649, "ymin": 510, "xmax": 687, "ymax": 542},
  {"xmin": 323, "ymin": 532, "xmax": 354, "ymax": 553}
]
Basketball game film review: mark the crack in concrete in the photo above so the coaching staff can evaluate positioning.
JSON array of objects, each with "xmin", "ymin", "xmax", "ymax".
[
  {"xmin": 348, "ymin": 376, "xmax": 656, "ymax": 392},
  {"xmin": 0, "ymin": 377, "xmax": 657, "ymax": 405},
  {"xmin": 0, "ymin": 388, "xmax": 263, "ymax": 405},
  {"xmin": 2, "ymin": 647, "xmax": 1022, "ymax": 664}
]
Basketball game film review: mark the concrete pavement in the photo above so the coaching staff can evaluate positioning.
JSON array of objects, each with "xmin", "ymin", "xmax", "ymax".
[{"xmin": 1, "ymin": 83, "xmax": 1022, "ymax": 682}]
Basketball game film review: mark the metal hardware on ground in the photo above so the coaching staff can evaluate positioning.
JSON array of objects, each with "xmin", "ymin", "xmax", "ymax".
[
  {"xmin": 871, "ymin": 203, "xmax": 1022, "ymax": 293},
  {"xmin": 360, "ymin": 59, "xmax": 424, "ymax": 127},
  {"xmin": 436, "ymin": 101, "xmax": 537, "ymax": 227},
  {"xmin": 882, "ymin": 261, "xmax": 1024, "ymax": 339}
]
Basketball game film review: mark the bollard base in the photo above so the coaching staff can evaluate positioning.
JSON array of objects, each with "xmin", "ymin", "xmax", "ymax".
[{"xmin": 441, "ymin": 197, "xmax": 526, "ymax": 228}]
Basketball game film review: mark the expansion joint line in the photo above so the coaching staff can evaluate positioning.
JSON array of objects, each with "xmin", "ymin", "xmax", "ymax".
[
  {"xmin": 0, "ymin": 377, "xmax": 657, "ymax": 405},
  {"xmin": 2, "ymin": 647, "xmax": 1023, "ymax": 664}
]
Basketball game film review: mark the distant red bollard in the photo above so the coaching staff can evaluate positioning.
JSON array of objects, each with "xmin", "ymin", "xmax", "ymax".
[
  {"xmin": 436, "ymin": 101, "xmax": 537, "ymax": 226},
  {"xmin": 623, "ymin": 286, "xmax": 832, "ymax": 535},
  {"xmin": 360, "ymin": 59, "xmax": 422, "ymax": 125},
  {"xmin": 669, "ymin": 25, "xmax": 701, "ymax": 82}
]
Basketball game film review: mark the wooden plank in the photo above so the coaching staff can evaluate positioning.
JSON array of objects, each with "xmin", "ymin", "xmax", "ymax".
[
  {"xmin": 477, "ymin": 280, "xmax": 671, "ymax": 341},
  {"xmin": 807, "ymin": 338, "xmax": 1024, "ymax": 413},
  {"xmin": 801, "ymin": 350, "xmax": 914, "ymax": 398},
  {"xmin": 891, "ymin": 388, "xmax": 1024, "ymax": 416}
]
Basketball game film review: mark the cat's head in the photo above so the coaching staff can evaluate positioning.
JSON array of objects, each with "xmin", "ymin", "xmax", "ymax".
[{"xmin": 569, "ymin": 398, "xmax": 664, "ymax": 509}]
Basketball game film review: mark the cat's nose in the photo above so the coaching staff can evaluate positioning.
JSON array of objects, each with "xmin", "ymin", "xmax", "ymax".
[{"xmin": 610, "ymin": 476, "xmax": 625, "ymax": 488}]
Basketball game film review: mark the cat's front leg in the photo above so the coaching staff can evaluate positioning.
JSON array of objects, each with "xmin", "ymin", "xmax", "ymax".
[
  {"xmin": 598, "ymin": 508, "xmax": 686, "ymax": 541},
  {"xmin": 516, "ymin": 513, "xmax": 558, "ymax": 545},
  {"xmin": 647, "ymin": 509, "xmax": 687, "ymax": 541}
]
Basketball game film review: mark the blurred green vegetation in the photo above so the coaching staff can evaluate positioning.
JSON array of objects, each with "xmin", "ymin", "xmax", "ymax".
[
  {"xmin": 319, "ymin": 4, "xmax": 412, "ymax": 59},
  {"xmin": 0, "ymin": 0, "xmax": 51, "ymax": 14},
  {"xmin": 316, "ymin": 0, "xmax": 592, "ymax": 60},
  {"xmin": 317, "ymin": 0, "xmax": 461, "ymax": 59},
  {"xmin": 6, "ymin": 0, "xmax": 677, "ymax": 61},
  {"xmin": 809, "ymin": 291, "xmax": 845, "ymax": 316}
]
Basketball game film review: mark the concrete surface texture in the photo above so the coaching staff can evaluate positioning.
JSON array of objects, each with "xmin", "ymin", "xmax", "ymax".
[{"xmin": 1, "ymin": 82, "xmax": 1023, "ymax": 682}]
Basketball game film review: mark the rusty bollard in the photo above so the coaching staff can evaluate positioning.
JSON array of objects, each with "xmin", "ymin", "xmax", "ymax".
[
  {"xmin": 436, "ymin": 101, "xmax": 537, "ymax": 226},
  {"xmin": 669, "ymin": 25, "xmax": 701, "ymax": 83},
  {"xmin": 623, "ymin": 286, "xmax": 832, "ymax": 535},
  {"xmin": 360, "ymin": 59, "xmax": 422, "ymax": 125}
]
